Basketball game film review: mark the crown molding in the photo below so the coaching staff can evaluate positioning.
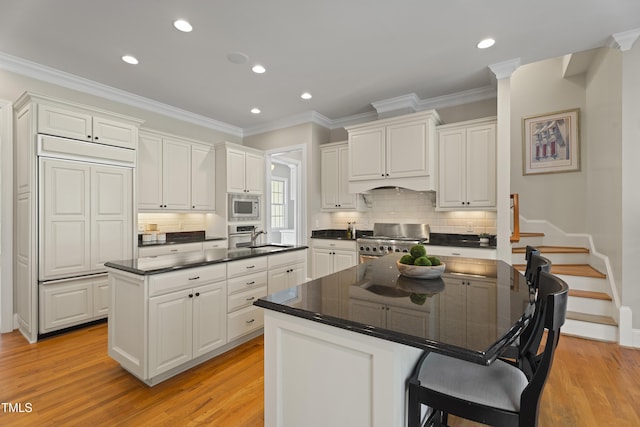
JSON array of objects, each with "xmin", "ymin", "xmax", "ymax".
[
  {"xmin": 608, "ymin": 28, "xmax": 640, "ymax": 51},
  {"xmin": 0, "ymin": 52, "xmax": 243, "ymax": 137},
  {"xmin": 489, "ymin": 58, "xmax": 521, "ymax": 80},
  {"xmin": 243, "ymin": 110, "xmax": 334, "ymax": 137},
  {"xmin": 371, "ymin": 93, "xmax": 420, "ymax": 115},
  {"xmin": 415, "ymin": 86, "xmax": 496, "ymax": 111}
]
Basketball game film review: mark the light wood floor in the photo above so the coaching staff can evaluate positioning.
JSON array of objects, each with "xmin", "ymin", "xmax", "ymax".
[{"xmin": 1, "ymin": 324, "xmax": 639, "ymax": 426}]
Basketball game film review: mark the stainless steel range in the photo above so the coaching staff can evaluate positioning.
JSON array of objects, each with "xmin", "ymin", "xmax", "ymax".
[{"xmin": 357, "ymin": 223, "xmax": 430, "ymax": 262}]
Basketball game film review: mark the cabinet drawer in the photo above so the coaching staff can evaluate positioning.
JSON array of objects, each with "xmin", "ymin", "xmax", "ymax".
[
  {"xmin": 139, "ymin": 242, "xmax": 203, "ymax": 258},
  {"xmin": 203, "ymin": 240, "xmax": 226, "ymax": 250},
  {"xmin": 228, "ymin": 286, "xmax": 267, "ymax": 313},
  {"xmin": 423, "ymin": 245, "xmax": 496, "ymax": 260},
  {"xmin": 227, "ymin": 256, "xmax": 268, "ymax": 278},
  {"xmin": 228, "ymin": 305, "xmax": 264, "ymax": 341},
  {"xmin": 311, "ymin": 239, "xmax": 357, "ymax": 251},
  {"xmin": 39, "ymin": 279, "xmax": 93, "ymax": 333},
  {"xmin": 268, "ymin": 249, "xmax": 306, "ymax": 269},
  {"xmin": 227, "ymin": 271, "xmax": 268, "ymax": 295},
  {"xmin": 149, "ymin": 264, "xmax": 226, "ymax": 297}
]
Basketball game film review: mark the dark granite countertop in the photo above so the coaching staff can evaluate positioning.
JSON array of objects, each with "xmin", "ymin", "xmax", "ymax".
[
  {"xmin": 427, "ymin": 233, "xmax": 497, "ymax": 249},
  {"xmin": 255, "ymin": 252, "xmax": 533, "ymax": 365},
  {"xmin": 105, "ymin": 245, "xmax": 307, "ymax": 275},
  {"xmin": 138, "ymin": 230, "xmax": 226, "ymax": 247},
  {"xmin": 310, "ymin": 229, "xmax": 373, "ymax": 240}
]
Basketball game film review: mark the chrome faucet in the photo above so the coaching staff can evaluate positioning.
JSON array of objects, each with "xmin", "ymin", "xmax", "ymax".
[{"xmin": 251, "ymin": 229, "xmax": 267, "ymax": 246}]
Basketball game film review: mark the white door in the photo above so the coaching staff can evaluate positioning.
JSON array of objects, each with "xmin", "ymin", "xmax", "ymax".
[
  {"xmin": 386, "ymin": 119, "xmax": 429, "ymax": 178},
  {"xmin": 465, "ymin": 124, "xmax": 497, "ymax": 207},
  {"xmin": 312, "ymin": 248, "xmax": 334, "ymax": 279},
  {"xmin": 337, "ymin": 145, "xmax": 356, "ymax": 208},
  {"xmin": 192, "ymin": 282, "xmax": 227, "ymax": 358},
  {"xmin": 321, "ymin": 147, "xmax": 339, "ymax": 208},
  {"xmin": 37, "ymin": 104, "xmax": 92, "ymax": 142},
  {"xmin": 191, "ymin": 144, "xmax": 215, "ymax": 211},
  {"xmin": 40, "ymin": 158, "xmax": 91, "ymax": 280},
  {"xmin": 226, "ymin": 149, "xmax": 246, "ymax": 193},
  {"xmin": 148, "ymin": 289, "xmax": 193, "ymax": 377},
  {"xmin": 162, "ymin": 138, "xmax": 191, "ymax": 210},
  {"xmin": 438, "ymin": 129, "xmax": 466, "ymax": 208},
  {"xmin": 245, "ymin": 152, "xmax": 264, "ymax": 194},
  {"xmin": 137, "ymin": 133, "xmax": 163, "ymax": 210},
  {"xmin": 92, "ymin": 116, "xmax": 136, "ymax": 149},
  {"xmin": 268, "ymin": 266, "xmax": 290, "ymax": 294},
  {"xmin": 91, "ymin": 165, "xmax": 132, "ymax": 272},
  {"xmin": 348, "ymin": 127, "xmax": 386, "ymax": 181},
  {"xmin": 333, "ymin": 250, "xmax": 357, "ymax": 273}
]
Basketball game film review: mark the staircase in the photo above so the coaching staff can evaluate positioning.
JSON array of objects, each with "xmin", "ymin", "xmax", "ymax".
[{"xmin": 511, "ymin": 221, "xmax": 619, "ymax": 343}]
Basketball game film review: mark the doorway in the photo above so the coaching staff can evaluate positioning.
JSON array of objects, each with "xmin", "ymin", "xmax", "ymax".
[{"xmin": 265, "ymin": 145, "xmax": 306, "ymax": 246}]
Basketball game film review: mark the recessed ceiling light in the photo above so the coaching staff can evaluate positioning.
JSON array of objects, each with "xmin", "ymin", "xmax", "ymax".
[
  {"xmin": 251, "ymin": 108, "xmax": 261, "ymax": 114},
  {"xmin": 122, "ymin": 55, "xmax": 139, "ymax": 65},
  {"xmin": 173, "ymin": 19, "xmax": 193, "ymax": 32},
  {"xmin": 227, "ymin": 52, "xmax": 249, "ymax": 64},
  {"xmin": 301, "ymin": 92, "xmax": 312, "ymax": 100},
  {"xmin": 252, "ymin": 64, "xmax": 266, "ymax": 74},
  {"xmin": 477, "ymin": 38, "xmax": 496, "ymax": 49}
]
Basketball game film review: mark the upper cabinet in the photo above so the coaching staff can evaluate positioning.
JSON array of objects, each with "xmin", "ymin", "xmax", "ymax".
[
  {"xmin": 216, "ymin": 142, "xmax": 264, "ymax": 195},
  {"xmin": 437, "ymin": 118, "xmax": 496, "ymax": 210},
  {"xmin": 37, "ymin": 102, "xmax": 139, "ymax": 149},
  {"xmin": 321, "ymin": 141, "xmax": 360, "ymax": 210},
  {"xmin": 346, "ymin": 110, "xmax": 440, "ymax": 193},
  {"xmin": 138, "ymin": 130, "xmax": 215, "ymax": 212}
]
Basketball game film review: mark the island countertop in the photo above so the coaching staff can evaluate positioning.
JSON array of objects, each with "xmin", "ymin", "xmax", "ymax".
[
  {"xmin": 105, "ymin": 245, "xmax": 307, "ymax": 276},
  {"xmin": 255, "ymin": 252, "xmax": 534, "ymax": 365}
]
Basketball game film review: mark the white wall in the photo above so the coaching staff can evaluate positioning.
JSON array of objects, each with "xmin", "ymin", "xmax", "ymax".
[
  {"xmin": 584, "ymin": 48, "xmax": 623, "ymax": 292},
  {"xmin": 510, "ymin": 57, "xmax": 588, "ymax": 233},
  {"xmin": 0, "ymin": 99, "xmax": 13, "ymax": 332}
]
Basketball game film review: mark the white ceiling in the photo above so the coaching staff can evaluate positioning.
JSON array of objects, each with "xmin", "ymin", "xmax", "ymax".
[{"xmin": 1, "ymin": 0, "xmax": 639, "ymax": 134}]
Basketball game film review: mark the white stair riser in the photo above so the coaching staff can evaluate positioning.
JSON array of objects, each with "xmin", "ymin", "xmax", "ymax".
[
  {"xmin": 562, "ymin": 320, "xmax": 617, "ymax": 342},
  {"xmin": 556, "ymin": 275, "xmax": 609, "ymax": 293},
  {"xmin": 567, "ymin": 297, "xmax": 614, "ymax": 317},
  {"xmin": 510, "ymin": 253, "xmax": 589, "ymax": 265}
]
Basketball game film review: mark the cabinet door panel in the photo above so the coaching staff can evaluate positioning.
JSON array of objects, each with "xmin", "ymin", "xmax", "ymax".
[
  {"xmin": 193, "ymin": 282, "xmax": 227, "ymax": 358},
  {"xmin": 40, "ymin": 159, "xmax": 91, "ymax": 279},
  {"xmin": 337, "ymin": 146, "xmax": 356, "ymax": 207},
  {"xmin": 348, "ymin": 128, "xmax": 386, "ymax": 181},
  {"xmin": 349, "ymin": 299, "xmax": 385, "ymax": 328},
  {"xmin": 226, "ymin": 149, "xmax": 246, "ymax": 193},
  {"xmin": 438, "ymin": 279, "xmax": 466, "ymax": 347},
  {"xmin": 438, "ymin": 130, "xmax": 466, "ymax": 208},
  {"xmin": 94, "ymin": 278, "xmax": 110, "ymax": 317},
  {"xmin": 149, "ymin": 290, "xmax": 193, "ymax": 377},
  {"xmin": 386, "ymin": 119, "xmax": 429, "ymax": 178},
  {"xmin": 39, "ymin": 280, "xmax": 93, "ymax": 333},
  {"xmin": 191, "ymin": 144, "xmax": 215, "ymax": 211},
  {"xmin": 162, "ymin": 138, "xmax": 191, "ymax": 209},
  {"xmin": 466, "ymin": 281, "xmax": 497, "ymax": 350},
  {"xmin": 321, "ymin": 147, "xmax": 339, "ymax": 208},
  {"xmin": 466, "ymin": 125, "xmax": 496, "ymax": 207},
  {"xmin": 37, "ymin": 104, "xmax": 92, "ymax": 142},
  {"xmin": 92, "ymin": 117, "xmax": 136, "ymax": 149},
  {"xmin": 268, "ymin": 266, "xmax": 289, "ymax": 295},
  {"xmin": 137, "ymin": 133, "xmax": 163, "ymax": 209},
  {"xmin": 312, "ymin": 248, "xmax": 334, "ymax": 279},
  {"xmin": 245, "ymin": 152, "xmax": 264, "ymax": 193},
  {"xmin": 333, "ymin": 250, "xmax": 357, "ymax": 273},
  {"xmin": 91, "ymin": 166, "xmax": 133, "ymax": 271}
]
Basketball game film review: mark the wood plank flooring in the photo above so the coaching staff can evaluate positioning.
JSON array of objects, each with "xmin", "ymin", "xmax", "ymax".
[{"xmin": 1, "ymin": 323, "xmax": 640, "ymax": 426}]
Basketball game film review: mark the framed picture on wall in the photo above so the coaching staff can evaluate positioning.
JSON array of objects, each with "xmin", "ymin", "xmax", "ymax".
[{"xmin": 522, "ymin": 108, "xmax": 580, "ymax": 175}]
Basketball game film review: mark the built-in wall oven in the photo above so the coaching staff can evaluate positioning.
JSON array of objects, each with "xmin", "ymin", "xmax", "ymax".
[
  {"xmin": 228, "ymin": 224, "xmax": 259, "ymax": 248},
  {"xmin": 228, "ymin": 193, "xmax": 260, "ymax": 221}
]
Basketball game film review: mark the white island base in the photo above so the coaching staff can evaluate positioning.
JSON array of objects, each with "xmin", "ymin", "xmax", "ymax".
[{"xmin": 263, "ymin": 310, "xmax": 423, "ymax": 427}]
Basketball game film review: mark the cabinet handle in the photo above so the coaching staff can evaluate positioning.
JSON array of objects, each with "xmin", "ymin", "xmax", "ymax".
[
  {"xmin": 171, "ymin": 249, "xmax": 179, "ymax": 252},
  {"xmin": 188, "ymin": 276, "xmax": 200, "ymax": 280},
  {"xmin": 188, "ymin": 293, "xmax": 194, "ymax": 298},
  {"xmin": 452, "ymin": 252, "xmax": 461, "ymax": 256},
  {"xmin": 246, "ymin": 296, "xmax": 255, "ymax": 301},
  {"xmin": 246, "ymin": 319, "xmax": 255, "ymax": 324},
  {"xmin": 94, "ymin": 136, "xmax": 99, "ymax": 140},
  {"xmin": 246, "ymin": 281, "xmax": 255, "ymax": 285},
  {"xmin": 246, "ymin": 265, "xmax": 255, "ymax": 269},
  {"xmin": 195, "ymin": 292, "xmax": 200, "ymax": 296}
]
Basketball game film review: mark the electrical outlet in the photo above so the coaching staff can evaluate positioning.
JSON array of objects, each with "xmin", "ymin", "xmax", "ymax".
[{"xmin": 466, "ymin": 222, "xmax": 474, "ymax": 233}]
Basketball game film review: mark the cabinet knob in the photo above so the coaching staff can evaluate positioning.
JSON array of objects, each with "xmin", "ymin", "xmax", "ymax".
[
  {"xmin": 192, "ymin": 205, "xmax": 195, "ymax": 209},
  {"xmin": 87, "ymin": 135, "xmax": 92, "ymax": 139},
  {"xmin": 381, "ymin": 174, "xmax": 385, "ymax": 177},
  {"xmin": 386, "ymin": 173, "xmax": 389, "ymax": 176},
  {"xmin": 188, "ymin": 294, "xmax": 194, "ymax": 298},
  {"xmin": 94, "ymin": 136, "xmax": 99, "ymax": 140},
  {"xmin": 195, "ymin": 292, "xmax": 200, "ymax": 296}
]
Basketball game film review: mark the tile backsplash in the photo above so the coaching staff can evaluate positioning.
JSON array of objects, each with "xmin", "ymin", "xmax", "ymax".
[
  {"xmin": 330, "ymin": 188, "xmax": 496, "ymax": 235},
  {"xmin": 138, "ymin": 213, "xmax": 207, "ymax": 233}
]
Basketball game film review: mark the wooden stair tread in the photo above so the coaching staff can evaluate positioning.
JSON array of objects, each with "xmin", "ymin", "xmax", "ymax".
[
  {"xmin": 512, "ymin": 245, "xmax": 589, "ymax": 254},
  {"xmin": 520, "ymin": 232, "xmax": 545, "ymax": 237},
  {"xmin": 566, "ymin": 311, "xmax": 617, "ymax": 326},
  {"xmin": 568, "ymin": 289, "xmax": 612, "ymax": 301},
  {"xmin": 513, "ymin": 263, "xmax": 606, "ymax": 279}
]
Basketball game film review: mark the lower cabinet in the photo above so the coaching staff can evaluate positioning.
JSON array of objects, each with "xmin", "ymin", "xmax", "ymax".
[
  {"xmin": 226, "ymin": 257, "xmax": 269, "ymax": 340},
  {"xmin": 148, "ymin": 281, "xmax": 227, "ymax": 378},
  {"xmin": 39, "ymin": 274, "xmax": 109, "ymax": 334},
  {"xmin": 267, "ymin": 250, "xmax": 307, "ymax": 294},
  {"xmin": 348, "ymin": 299, "xmax": 434, "ymax": 338},
  {"xmin": 311, "ymin": 239, "xmax": 357, "ymax": 279}
]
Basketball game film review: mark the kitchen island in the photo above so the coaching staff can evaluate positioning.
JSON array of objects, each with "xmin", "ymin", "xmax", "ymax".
[
  {"xmin": 104, "ymin": 244, "xmax": 307, "ymax": 386},
  {"xmin": 254, "ymin": 253, "xmax": 533, "ymax": 427}
]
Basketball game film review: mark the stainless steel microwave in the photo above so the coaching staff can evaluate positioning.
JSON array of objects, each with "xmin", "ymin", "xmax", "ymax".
[{"xmin": 228, "ymin": 194, "xmax": 260, "ymax": 221}]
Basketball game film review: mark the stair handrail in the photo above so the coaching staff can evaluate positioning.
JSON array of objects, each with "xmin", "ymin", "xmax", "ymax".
[{"xmin": 510, "ymin": 193, "xmax": 520, "ymax": 243}]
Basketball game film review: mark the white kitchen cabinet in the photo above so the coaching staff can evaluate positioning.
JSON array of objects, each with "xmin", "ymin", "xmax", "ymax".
[
  {"xmin": 437, "ymin": 118, "xmax": 496, "ymax": 209},
  {"xmin": 219, "ymin": 143, "xmax": 265, "ymax": 194},
  {"xmin": 346, "ymin": 110, "xmax": 440, "ymax": 193},
  {"xmin": 39, "ymin": 157, "xmax": 133, "ymax": 281},
  {"xmin": 321, "ymin": 141, "xmax": 361, "ymax": 210},
  {"xmin": 311, "ymin": 239, "xmax": 357, "ymax": 279},
  {"xmin": 423, "ymin": 245, "xmax": 496, "ymax": 260},
  {"xmin": 267, "ymin": 250, "xmax": 307, "ymax": 294},
  {"xmin": 39, "ymin": 274, "xmax": 110, "ymax": 334},
  {"xmin": 226, "ymin": 256, "xmax": 268, "ymax": 340},
  {"xmin": 37, "ymin": 102, "xmax": 138, "ymax": 149},
  {"xmin": 438, "ymin": 275, "xmax": 497, "ymax": 348},
  {"xmin": 348, "ymin": 299, "xmax": 431, "ymax": 336},
  {"xmin": 138, "ymin": 242, "xmax": 205, "ymax": 258},
  {"xmin": 138, "ymin": 130, "xmax": 216, "ymax": 212}
]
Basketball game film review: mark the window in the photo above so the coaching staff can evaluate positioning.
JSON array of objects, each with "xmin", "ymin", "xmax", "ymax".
[{"xmin": 271, "ymin": 178, "xmax": 287, "ymax": 229}]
